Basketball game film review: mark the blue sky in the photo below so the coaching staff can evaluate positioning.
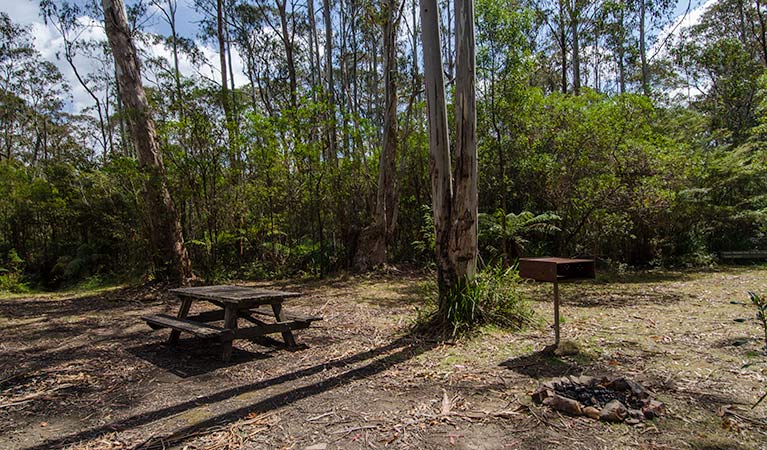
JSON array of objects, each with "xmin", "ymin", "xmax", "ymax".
[{"xmin": 2, "ymin": 0, "xmax": 711, "ymax": 114}]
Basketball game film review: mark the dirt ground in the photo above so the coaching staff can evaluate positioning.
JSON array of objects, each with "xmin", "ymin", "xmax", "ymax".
[{"xmin": 2, "ymin": 266, "xmax": 767, "ymax": 449}]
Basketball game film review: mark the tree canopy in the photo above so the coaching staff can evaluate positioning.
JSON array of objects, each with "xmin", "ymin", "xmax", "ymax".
[{"xmin": 1, "ymin": 0, "xmax": 766, "ymax": 290}]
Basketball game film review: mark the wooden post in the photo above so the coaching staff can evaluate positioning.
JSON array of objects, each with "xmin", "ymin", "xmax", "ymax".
[
  {"xmin": 168, "ymin": 297, "xmax": 192, "ymax": 345},
  {"xmin": 221, "ymin": 305, "xmax": 238, "ymax": 361},
  {"xmin": 553, "ymin": 281, "xmax": 560, "ymax": 346},
  {"xmin": 272, "ymin": 302, "xmax": 297, "ymax": 348}
]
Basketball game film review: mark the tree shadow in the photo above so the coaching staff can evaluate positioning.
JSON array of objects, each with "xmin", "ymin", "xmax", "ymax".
[
  {"xmin": 126, "ymin": 338, "xmax": 270, "ymax": 378},
  {"xmin": 562, "ymin": 291, "xmax": 687, "ymax": 308},
  {"xmin": 21, "ymin": 333, "xmax": 437, "ymax": 450},
  {"xmin": 592, "ymin": 270, "xmax": 693, "ymax": 285},
  {"xmin": 0, "ymin": 288, "xmax": 165, "ymax": 322},
  {"xmin": 499, "ymin": 351, "xmax": 582, "ymax": 379},
  {"xmin": 711, "ymin": 336, "xmax": 756, "ymax": 349}
]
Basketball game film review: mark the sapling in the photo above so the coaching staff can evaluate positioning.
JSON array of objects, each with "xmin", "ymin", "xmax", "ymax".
[
  {"xmin": 748, "ymin": 291, "xmax": 767, "ymax": 352},
  {"xmin": 747, "ymin": 292, "xmax": 767, "ymax": 408}
]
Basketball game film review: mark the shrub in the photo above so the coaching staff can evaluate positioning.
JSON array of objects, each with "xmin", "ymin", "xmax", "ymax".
[
  {"xmin": 418, "ymin": 264, "xmax": 535, "ymax": 336},
  {"xmin": 0, "ymin": 249, "xmax": 28, "ymax": 293},
  {"xmin": 748, "ymin": 291, "xmax": 767, "ymax": 352}
]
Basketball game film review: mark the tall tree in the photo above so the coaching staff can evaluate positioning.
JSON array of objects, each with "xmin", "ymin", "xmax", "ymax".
[
  {"xmin": 101, "ymin": 0, "xmax": 193, "ymax": 284},
  {"xmin": 451, "ymin": 0, "xmax": 478, "ymax": 281},
  {"xmin": 353, "ymin": 0, "xmax": 402, "ymax": 270},
  {"xmin": 216, "ymin": 0, "xmax": 238, "ymax": 158},
  {"xmin": 568, "ymin": 0, "xmax": 582, "ymax": 94},
  {"xmin": 421, "ymin": 0, "xmax": 478, "ymax": 320},
  {"xmin": 41, "ymin": 0, "xmax": 113, "ymax": 157},
  {"xmin": 323, "ymin": 0, "xmax": 338, "ymax": 163},
  {"xmin": 637, "ymin": 0, "xmax": 674, "ymax": 95}
]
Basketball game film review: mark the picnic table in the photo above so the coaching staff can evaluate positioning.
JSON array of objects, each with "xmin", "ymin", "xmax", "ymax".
[{"xmin": 142, "ymin": 285, "xmax": 322, "ymax": 361}]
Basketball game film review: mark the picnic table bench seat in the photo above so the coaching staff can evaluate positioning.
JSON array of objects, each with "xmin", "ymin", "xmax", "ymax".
[{"xmin": 142, "ymin": 313, "xmax": 234, "ymax": 341}]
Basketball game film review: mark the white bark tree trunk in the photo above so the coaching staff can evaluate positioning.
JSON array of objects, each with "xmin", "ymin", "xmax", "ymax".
[
  {"xmin": 421, "ymin": 0, "xmax": 478, "ymax": 315},
  {"xmin": 421, "ymin": 0, "xmax": 452, "ymax": 306},
  {"xmin": 450, "ymin": 0, "xmax": 478, "ymax": 281}
]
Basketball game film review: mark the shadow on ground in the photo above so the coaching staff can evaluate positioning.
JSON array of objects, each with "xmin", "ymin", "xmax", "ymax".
[
  {"xmin": 499, "ymin": 351, "xmax": 582, "ymax": 379},
  {"xmin": 563, "ymin": 291, "xmax": 687, "ymax": 308},
  {"xmin": 0, "ymin": 286, "xmax": 165, "ymax": 321},
  {"xmin": 127, "ymin": 339, "xmax": 271, "ymax": 378},
  {"xmin": 21, "ymin": 333, "xmax": 438, "ymax": 450}
]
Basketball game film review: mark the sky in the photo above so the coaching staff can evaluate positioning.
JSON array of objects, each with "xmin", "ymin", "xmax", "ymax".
[
  {"xmin": 2, "ymin": 0, "xmax": 713, "ymax": 115},
  {"xmin": 1, "ymin": 0, "xmax": 248, "ymax": 113}
]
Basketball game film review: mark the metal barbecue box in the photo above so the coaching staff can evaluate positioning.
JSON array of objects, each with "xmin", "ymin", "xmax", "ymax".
[{"xmin": 518, "ymin": 257, "xmax": 595, "ymax": 283}]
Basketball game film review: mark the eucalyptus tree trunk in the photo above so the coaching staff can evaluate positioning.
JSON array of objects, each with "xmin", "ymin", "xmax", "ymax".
[
  {"xmin": 323, "ymin": 0, "xmax": 338, "ymax": 164},
  {"xmin": 421, "ymin": 0, "xmax": 453, "ymax": 303},
  {"xmin": 451, "ymin": 0, "xmax": 478, "ymax": 281},
  {"xmin": 558, "ymin": 0, "xmax": 567, "ymax": 93},
  {"xmin": 569, "ymin": 0, "xmax": 581, "ymax": 95},
  {"xmin": 421, "ymin": 0, "xmax": 478, "ymax": 315},
  {"xmin": 755, "ymin": 0, "xmax": 767, "ymax": 66},
  {"xmin": 639, "ymin": 0, "xmax": 649, "ymax": 95},
  {"xmin": 618, "ymin": 1, "xmax": 626, "ymax": 94},
  {"xmin": 216, "ymin": 0, "xmax": 238, "ymax": 166},
  {"xmin": 277, "ymin": 0, "xmax": 298, "ymax": 111},
  {"xmin": 353, "ymin": 0, "xmax": 401, "ymax": 271},
  {"xmin": 168, "ymin": 0, "xmax": 182, "ymax": 111},
  {"xmin": 308, "ymin": 0, "xmax": 321, "ymax": 90},
  {"xmin": 102, "ymin": 0, "xmax": 193, "ymax": 285}
]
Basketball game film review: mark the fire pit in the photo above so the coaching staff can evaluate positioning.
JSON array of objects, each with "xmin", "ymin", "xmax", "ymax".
[{"xmin": 532, "ymin": 376, "xmax": 665, "ymax": 424}]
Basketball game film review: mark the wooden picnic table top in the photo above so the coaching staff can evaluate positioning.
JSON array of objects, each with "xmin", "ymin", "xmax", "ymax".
[{"xmin": 169, "ymin": 285, "xmax": 302, "ymax": 306}]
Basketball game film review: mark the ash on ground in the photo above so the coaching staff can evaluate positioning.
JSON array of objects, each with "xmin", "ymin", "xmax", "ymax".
[{"xmin": 532, "ymin": 376, "xmax": 665, "ymax": 424}]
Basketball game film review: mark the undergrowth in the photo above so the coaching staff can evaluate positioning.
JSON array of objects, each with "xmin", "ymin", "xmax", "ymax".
[{"xmin": 416, "ymin": 264, "xmax": 535, "ymax": 337}]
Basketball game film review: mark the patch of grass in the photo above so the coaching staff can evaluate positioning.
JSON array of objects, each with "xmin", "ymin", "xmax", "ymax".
[
  {"xmin": 416, "ymin": 264, "xmax": 536, "ymax": 337},
  {"xmin": 0, "ymin": 279, "xmax": 124, "ymax": 301}
]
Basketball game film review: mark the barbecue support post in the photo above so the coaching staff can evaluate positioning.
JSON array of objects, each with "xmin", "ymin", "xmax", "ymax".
[{"xmin": 553, "ymin": 281, "xmax": 560, "ymax": 346}]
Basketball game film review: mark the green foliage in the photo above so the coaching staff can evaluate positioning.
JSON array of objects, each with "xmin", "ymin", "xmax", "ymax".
[
  {"xmin": 747, "ymin": 291, "xmax": 767, "ymax": 352},
  {"xmin": 4, "ymin": 0, "xmax": 767, "ymax": 290},
  {"xmin": 0, "ymin": 249, "xmax": 27, "ymax": 293},
  {"xmin": 747, "ymin": 291, "xmax": 767, "ymax": 408},
  {"xmin": 478, "ymin": 209, "xmax": 561, "ymax": 261},
  {"xmin": 421, "ymin": 265, "xmax": 535, "ymax": 336},
  {"xmin": 412, "ymin": 205, "xmax": 436, "ymax": 260}
]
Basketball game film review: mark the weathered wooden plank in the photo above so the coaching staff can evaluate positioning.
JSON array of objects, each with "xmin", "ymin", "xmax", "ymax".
[
  {"xmin": 272, "ymin": 302, "xmax": 297, "ymax": 347},
  {"xmin": 221, "ymin": 305, "xmax": 238, "ymax": 361},
  {"xmin": 186, "ymin": 308, "xmax": 321, "ymax": 325},
  {"xmin": 169, "ymin": 285, "xmax": 301, "ymax": 305},
  {"xmin": 143, "ymin": 314, "xmax": 233, "ymax": 341},
  {"xmin": 168, "ymin": 298, "xmax": 193, "ymax": 345}
]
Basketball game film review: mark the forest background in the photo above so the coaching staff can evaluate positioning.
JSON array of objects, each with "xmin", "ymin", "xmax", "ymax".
[{"xmin": 1, "ymin": 0, "xmax": 765, "ymax": 290}]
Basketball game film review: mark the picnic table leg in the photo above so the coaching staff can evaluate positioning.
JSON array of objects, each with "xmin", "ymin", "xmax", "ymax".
[
  {"xmin": 168, "ymin": 297, "xmax": 193, "ymax": 345},
  {"xmin": 221, "ymin": 305, "xmax": 238, "ymax": 361},
  {"xmin": 271, "ymin": 302, "xmax": 297, "ymax": 348},
  {"xmin": 553, "ymin": 281, "xmax": 560, "ymax": 347}
]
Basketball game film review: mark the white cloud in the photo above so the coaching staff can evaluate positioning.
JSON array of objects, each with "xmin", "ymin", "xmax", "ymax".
[
  {"xmin": 652, "ymin": 0, "xmax": 718, "ymax": 59},
  {"xmin": 1, "ymin": 0, "xmax": 247, "ymax": 116}
]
